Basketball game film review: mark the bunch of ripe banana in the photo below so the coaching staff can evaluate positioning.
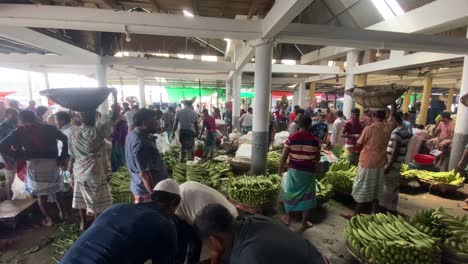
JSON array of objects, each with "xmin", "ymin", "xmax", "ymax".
[
  {"xmin": 411, "ymin": 208, "xmax": 468, "ymax": 260},
  {"xmin": 400, "ymin": 166, "xmax": 465, "ymax": 185},
  {"xmin": 345, "ymin": 213, "xmax": 441, "ymax": 264}
]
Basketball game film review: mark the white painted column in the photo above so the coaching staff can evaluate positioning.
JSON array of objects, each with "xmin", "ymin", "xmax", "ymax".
[
  {"xmin": 251, "ymin": 39, "xmax": 273, "ymax": 175},
  {"xmin": 449, "ymin": 54, "xmax": 468, "ymax": 170},
  {"xmin": 138, "ymin": 77, "xmax": 146, "ymax": 108},
  {"xmin": 226, "ymin": 80, "xmax": 232, "ymax": 101},
  {"xmin": 232, "ymin": 72, "xmax": 242, "ymax": 130},
  {"xmin": 97, "ymin": 64, "xmax": 109, "ymax": 114},
  {"xmin": 26, "ymin": 72, "xmax": 33, "ymax": 101},
  {"xmin": 343, "ymin": 50, "xmax": 359, "ymax": 119},
  {"xmin": 297, "ymin": 82, "xmax": 309, "ymax": 109}
]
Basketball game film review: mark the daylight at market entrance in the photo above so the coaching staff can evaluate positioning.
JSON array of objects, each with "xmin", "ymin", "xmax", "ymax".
[{"xmin": 0, "ymin": 0, "xmax": 467, "ymax": 264}]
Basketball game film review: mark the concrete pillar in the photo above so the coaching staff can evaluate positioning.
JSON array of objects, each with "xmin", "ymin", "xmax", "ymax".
[
  {"xmin": 226, "ymin": 80, "xmax": 232, "ymax": 101},
  {"xmin": 27, "ymin": 72, "xmax": 33, "ymax": 101},
  {"xmin": 402, "ymin": 88, "xmax": 412, "ymax": 113},
  {"xmin": 97, "ymin": 64, "xmax": 109, "ymax": 114},
  {"xmin": 309, "ymin": 82, "xmax": 316, "ymax": 108},
  {"xmin": 251, "ymin": 39, "xmax": 273, "ymax": 175},
  {"xmin": 43, "ymin": 72, "xmax": 50, "ymax": 90},
  {"xmin": 417, "ymin": 76, "xmax": 433, "ymax": 126},
  {"xmin": 449, "ymin": 55, "xmax": 468, "ymax": 170},
  {"xmin": 356, "ymin": 74, "xmax": 367, "ymax": 116},
  {"xmin": 232, "ymin": 72, "xmax": 242, "ymax": 130},
  {"xmin": 298, "ymin": 82, "xmax": 309, "ymax": 109},
  {"xmin": 343, "ymin": 50, "xmax": 359, "ymax": 119},
  {"xmin": 138, "ymin": 77, "xmax": 146, "ymax": 108},
  {"xmin": 446, "ymin": 88, "xmax": 454, "ymax": 112}
]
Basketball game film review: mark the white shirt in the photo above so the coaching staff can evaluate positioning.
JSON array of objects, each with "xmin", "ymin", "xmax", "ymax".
[
  {"xmin": 176, "ymin": 181, "xmax": 238, "ymax": 225},
  {"xmin": 124, "ymin": 110, "xmax": 136, "ymax": 126},
  {"xmin": 58, "ymin": 123, "xmax": 72, "ymax": 156},
  {"xmin": 176, "ymin": 107, "xmax": 198, "ymax": 133},
  {"xmin": 331, "ymin": 117, "xmax": 346, "ymax": 147},
  {"xmin": 239, "ymin": 113, "xmax": 253, "ymax": 127}
]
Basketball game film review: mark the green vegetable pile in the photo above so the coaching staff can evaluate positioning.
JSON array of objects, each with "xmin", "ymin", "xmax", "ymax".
[
  {"xmin": 411, "ymin": 208, "xmax": 468, "ymax": 260},
  {"xmin": 316, "ymin": 180, "xmax": 333, "ymax": 203},
  {"xmin": 173, "ymin": 160, "xmax": 232, "ymax": 188},
  {"xmin": 266, "ymin": 151, "xmax": 282, "ymax": 173},
  {"xmin": 228, "ymin": 174, "xmax": 281, "ymax": 207},
  {"xmin": 162, "ymin": 146, "xmax": 180, "ymax": 170},
  {"xmin": 52, "ymin": 224, "xmax": 80, "ymax": 259},
  {"xmin": 109, "ymin": 167, "xmax": 133, "ymax": 203},
  {"xmin": 345, "ymin": 213, "xmax": 441, "ymax": 264},
  {"xmin": 401, "ymin": 165, "xmax": 465, "ymax": 185},
  {"xmin": 322, "ymin": 163, "xmax": 357, "ymax": 194}
]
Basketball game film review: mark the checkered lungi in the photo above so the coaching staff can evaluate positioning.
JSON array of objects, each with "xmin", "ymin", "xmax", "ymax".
[
  {"xmin": 24, "ymin": 159, "xmax": 63, "ymax": 197},
  {"xmin": 379, "ymin": 167, "xmax": 401, "ymax": 211},
  {"xmin": 351, "ymin": 166, "xmax": 384, "ymax": 203}
]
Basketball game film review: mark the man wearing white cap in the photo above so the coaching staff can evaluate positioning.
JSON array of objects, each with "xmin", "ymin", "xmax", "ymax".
[
  {"xmin": 155, "ymin": 180, "xmax": 237, "ymax": 264},
  {"xmin": 60, "ymin": 179, "xmax": 180, "ymax": 264}
]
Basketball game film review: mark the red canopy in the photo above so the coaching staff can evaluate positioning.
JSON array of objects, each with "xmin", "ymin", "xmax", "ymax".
[{"xmin": 0, "ymin": 91, "xmax": 15, "ymax": 98}]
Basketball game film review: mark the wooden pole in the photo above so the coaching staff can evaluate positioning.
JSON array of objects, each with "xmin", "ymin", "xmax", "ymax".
[{"xmin": 417, "ymin": 76, "xmax": 433, "ymax": 126}]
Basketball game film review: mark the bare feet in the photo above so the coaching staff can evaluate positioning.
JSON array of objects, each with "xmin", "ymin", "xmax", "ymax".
[
  {"xmin": 41, "ymin": 217, "xmax": 53, "ymax": 227},
  {"xmin": 58, "ymin": 210, "xmax": 68, "ymax": 222},
  {"xmin": 340, "ymin": 211, "xmax": 354, "ymax": 220},
  {"xmin": 0, "ymin": 239, "xmax": 13, "ymax": 251},
  {"xmin": 279, "ymin": 214, "xmax": 291, "ymax": 226}
]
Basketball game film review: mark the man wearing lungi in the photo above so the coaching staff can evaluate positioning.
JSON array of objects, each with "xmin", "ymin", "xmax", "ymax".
[
  {"xmin": 341, "ymin": 110, "xmax": 393, "ymax": 219},
  {"xmin": 199, "ymin": 109, "xmax": 218, "ymax": 160},
  {"xmin": 173, "ymin": 100, "xmax": 199, "ymax": 162},
  {"xmin": 69, "ymin": 89, "xmax": 119, "ymax": 231},
  {"xmin": 0, "ymin": 110, "xmax": 69, "ymax": 226}
]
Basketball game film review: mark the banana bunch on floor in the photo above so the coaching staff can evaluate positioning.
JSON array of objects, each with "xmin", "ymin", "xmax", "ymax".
[
  {"xmin": 329, "ymin": 160, "xmax": 355, "ymax": 172},
  {"xmin": 172, "ymin": 160, "xmax": 233, "ymax": 188},
  {"xmin": 345, "ymin": 213, "xmax": 441, "ymax": 264},
  {"xmin": 400, "ymin": 168, "xmax": 465, "ymax": 185},
  {"xmin": 322, "ymin": 165, "xmax": 357, "ymax": 194},
  {"xmin": 316, "ymin": 180, "xmax": 333, "ymax": 202},
  {"xmin": 228, "ymin": 174, "xmax": 281, "ymax": 207},
  {"xmin": 411, "ymin": 208, "xmax": 468, "ymax": 260},
  {"xmin": 266, "ymin": 151, "xmax": 282, "ymax": 173},
  {"xmin": 109, "ymin": 167, "xmax": 133, "ymax": 203},
  {"xmin": 162, "ymin": 146, "xmax": 180, "ymax": 170}
]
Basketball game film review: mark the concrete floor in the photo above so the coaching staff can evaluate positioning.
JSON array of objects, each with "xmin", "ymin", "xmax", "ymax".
[{"xmin": 0, "ymin": 191, "xmax": 466, "ymax": 264}]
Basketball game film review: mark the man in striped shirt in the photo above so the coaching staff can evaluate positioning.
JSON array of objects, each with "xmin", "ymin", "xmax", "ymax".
[{"xmin": 381, "ymin": 113, "xmax": 412, "ymax": 213}]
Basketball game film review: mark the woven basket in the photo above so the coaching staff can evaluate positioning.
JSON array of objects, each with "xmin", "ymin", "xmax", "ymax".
[
  {"xmin": 417, "ymin": 178, "xmax": 463, "ymax": 194},
  {"xmin": 230, "ymin": 158, "xmax": 251, "ymax": 173},
  {"xmin": 443, "ymin": 246, "xmax": 468, "ymax": 264},
  {"xmin": 346, "ymin": 242, "xmax": 369, "ymax": 264},
  {"xmin": 345, "ymin": 84, "xmax": 409, "ymax": 108}
]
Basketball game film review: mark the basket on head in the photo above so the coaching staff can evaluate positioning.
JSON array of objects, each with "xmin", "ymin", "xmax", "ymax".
[
  {"xmin": 40, "ymin": 88, "xmax": 112, "ymax": 112},
  {"xmin": 345, "ymin": 84, "xmax": 409, "ymax": 108}
]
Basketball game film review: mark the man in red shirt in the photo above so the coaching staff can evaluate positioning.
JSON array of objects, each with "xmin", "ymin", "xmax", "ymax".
[
  {"xmin": 342, "ymin": 108, "xmax": 364, "ymax": 165},
  {"xmin": 199, "ymin": 109, "xmax": 217, "ymax": 160}
]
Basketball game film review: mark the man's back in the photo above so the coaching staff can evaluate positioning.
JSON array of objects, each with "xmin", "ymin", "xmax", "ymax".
[
  {"xmin": 60, "ymin": 203, "xmax": 177, "ymax": 264},
  {"xmin": 228, "ymin": 216, "xmax": 325, "ymax": 264},
  {"xmin": 176, "ymin": 108, "xmax": 198, "ymax": 131}
]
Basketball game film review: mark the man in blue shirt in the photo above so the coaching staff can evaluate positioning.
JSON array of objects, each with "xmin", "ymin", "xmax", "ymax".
[
  {"xmin": 311, "ymin": 114, "xmax": 328, "ymax": 142},
  {"xmin": 126, "ymin": 108, "xmax": 168, "ymax": 203},
  {"xmin": 61, "ymin": 179, "xmax": 181, "ymax": 264}
]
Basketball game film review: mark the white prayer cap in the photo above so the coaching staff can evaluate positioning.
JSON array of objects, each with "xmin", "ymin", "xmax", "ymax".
[{"xmin": 153, "ymin": 179, "xmax": 180, "ymax": 195}]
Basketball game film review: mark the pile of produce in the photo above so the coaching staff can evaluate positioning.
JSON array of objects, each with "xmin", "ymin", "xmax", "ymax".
[
  {"xmin": 52, "ymin": 224, "xmax": 80, "ymax": 259},
  {"xmin": 266, "ymin": 151, "xmax": 282, "ymax": 173},
  {"xmin": 162, "ymin": 146, "xmax": 180, "ymax": 170},
  {"xmin": 329, "ymin": 160, "xmax": 355, "ymax": 172},
  {"xmin": 173, "ymin": 160, "xmax": 232, "ymax": 188},
  {"xmin": 316, "ymin": 180, "xmax": 333, "ymax": 203},
  {"xmin": 321, "ymin": 165, "xmax": 357, "ymax": 193},
  {"xmin": 109, "ymin": 167, "xmax": 132, "ymax": 203},
  {"xmin": 401, "ymin": 165, "xmax": 465, "ymax": 185},
  {"xmin": 411, "ymin": 208, "xmax": 468, "ymax": 260},
  {"xmin": 345, "ymin": 213, "xmax": 441, "ymax": 264},
  {"xmin": 228, "ymin": 174, "xmax": 281, "ymax": 208}
]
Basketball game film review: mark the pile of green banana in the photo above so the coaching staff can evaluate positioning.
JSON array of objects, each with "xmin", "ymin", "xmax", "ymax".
[
  {"xmin": 411, "ymin": 208, "xmax": 468, "ymax": 260},
  {"xmin": 109, "ymin": 167, "xmax": 133, "ymax": 203},
  {"xmin": 266, "ymin": 151, "xmax": 282, "ymax": 173},
  {"xmin": 321, "ymin": 166, "xmax": 357, "ymax": 194},
  {"xmin": 316, "ymin": 180, "xmax": 333, "ymax": 202},
  {"xmin": 173, "ymin": 160, "xmax": 233, "ymax": 188},
  {"xmin": 400, "ymin": 166, "xmax": 465, "ymax": 185},
  {"xmin": 329, "ymin": 160, "xmax": 354, "ymax": 172},
  {"xmin": 345, "ymin": 213, "xmax": 441, "ymax": 264},
  {"xmin": 162, "ymin": 146, "xmax": 180, "ymax": 170},
  {"xmin": 228, "ymin": 174, "xmax": 281, "ymax": 207}
]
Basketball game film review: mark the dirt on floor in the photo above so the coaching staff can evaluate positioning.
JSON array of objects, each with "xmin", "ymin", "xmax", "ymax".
[{"xmin": 1, "ymin": 191, "xmax": 466, "ymax": 264}]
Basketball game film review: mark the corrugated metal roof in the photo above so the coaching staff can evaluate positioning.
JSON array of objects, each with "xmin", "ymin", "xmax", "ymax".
[
  {"xmin": 0, "ymin": 37, "xmax": 53, "ymax": 54},
  {"xmin": 397, "ymin": 0, "xmax": 436, "ymax": 12}
]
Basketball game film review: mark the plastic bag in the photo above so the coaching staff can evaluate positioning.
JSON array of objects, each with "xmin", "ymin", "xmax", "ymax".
[
  {"xmin": 238, "ymin": 133, "xmax": 252, "ymax": 144},
  {"xmin": 12, "ymin": 175, "xmax": 32, "ymax": 200},
  {"xmin": 235, "ymin": 144, "xmax": 252, "ymax": 161},
  {"xmin": 155, "ymin": 132, "xmax": 170, "ymax": 154},
  {"xmin": 274, "ymin": 131, "xmax": 290, "ymax": 147},
  {"xmin": 229, "ymin": 131, "xmax": 241, "ymax": 142},
  {"xmin": 195, "ymin": 140, "xmax": 204, "ymax": 151}
]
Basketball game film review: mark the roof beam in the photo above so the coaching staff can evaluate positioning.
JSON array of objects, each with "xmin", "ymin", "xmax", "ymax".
[
  {"xmin": 243, "ymin": 63, "xmax": 343, "ymax": 74},
  {"xmin": 98, "ymin": 0, "xmax": 123, "ymax": 10},
  {"xmin": 349, "ymin": 52, "xmax": 462, "ymax": 75},
  {"xmin": 0, "ymin": 4, "xmax": 262, "ymax": 40},
  {"xmin": 233, "ymin": 0, "xmax": 313, "ymax": 76},
  {"xmin": 300, "ymin": 0, "xmax": 468, "ymax": 64},
  {"xmin": 279, "ymin": 23, "xmax": 468, "ymax": 55},
  {"xmin": 103, "ymin": 56, "xmax": 234, "ymax": 71},
  {"xmin": 0, "ymin": 26, "xmax": 99, "ymax": 59}
]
